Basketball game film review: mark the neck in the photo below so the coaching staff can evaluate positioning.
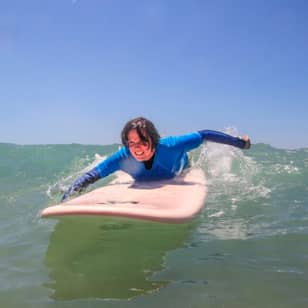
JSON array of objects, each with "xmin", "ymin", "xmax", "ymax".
[{"xmin": 143, "ymin": 152, "xmax": 155, "ymax": 170}]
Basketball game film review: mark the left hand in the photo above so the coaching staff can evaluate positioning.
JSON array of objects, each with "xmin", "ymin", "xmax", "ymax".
[{"xmin": 241, "ymin": 135, "xmax": 251, "ymax": 149}]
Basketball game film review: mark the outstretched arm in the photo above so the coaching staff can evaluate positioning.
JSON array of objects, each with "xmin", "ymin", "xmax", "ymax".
[
  {"xmin": 61, "ymin": 148, "xmax": 127, "ymax": 202},
  {"xmin": 198, "ymin": 130, "xmax": 251, "ymax": 149}
]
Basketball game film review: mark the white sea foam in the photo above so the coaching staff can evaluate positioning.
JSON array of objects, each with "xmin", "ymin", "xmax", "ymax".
[
  {"xmin": 208, "ymin": 211, "xmax": 225, "ymax": 218},
  {"xmin": 46, "ymin": 154, "xmax": 107, "ymax": 199},
  {"xmin": 273, "ymin": 163, "xmax": 300, "ymax": 174},
  {"xmin": 193, "ymin": 133, "xmax": 269, "ymax": 203}
]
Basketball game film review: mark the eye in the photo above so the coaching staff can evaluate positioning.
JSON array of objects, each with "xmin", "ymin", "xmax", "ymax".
[
  {"xmin": 127, "ymin": 141, "xmax": 136, "ymax": 148},
  {"xmin": 127, "ymin": 140, "xmax": 149, "ymax": 148}
]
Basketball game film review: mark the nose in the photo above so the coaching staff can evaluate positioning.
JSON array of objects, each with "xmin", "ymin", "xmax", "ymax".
[{"xmin": 134, "ymin": 143, "xmax": 142, "ymax": 149}]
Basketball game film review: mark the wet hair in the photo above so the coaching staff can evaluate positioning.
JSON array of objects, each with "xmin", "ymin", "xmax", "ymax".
[{"xmin": 121, "ymin": 117, "xmax": 160, "ymax": 150}]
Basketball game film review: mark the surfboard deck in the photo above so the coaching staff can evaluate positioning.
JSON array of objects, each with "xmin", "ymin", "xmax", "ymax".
[{"xmin": 41, "ymin": 168, "xmax": 207, "ymax": 223}]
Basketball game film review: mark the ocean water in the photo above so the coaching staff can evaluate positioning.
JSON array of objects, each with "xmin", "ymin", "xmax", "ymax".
[{"xmin": 0, "ymin": 141, "xmax": 307, "ymax": 308}]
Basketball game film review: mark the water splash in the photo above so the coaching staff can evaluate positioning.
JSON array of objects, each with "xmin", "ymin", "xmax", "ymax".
[
  {"xmin": 190, "ymin": 129, "xmax": 272, "ymax": 240},
  {"xmin": 46, "ymin": 154, "xmax": 106, "ymax": 201},
  {"xmin": 193, "ymin": 134, "xmax": 267, "ymax": 201}
]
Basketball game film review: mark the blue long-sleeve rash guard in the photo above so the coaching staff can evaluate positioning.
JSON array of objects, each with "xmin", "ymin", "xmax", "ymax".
[
  {"xmin": 96, "ymin": 131, "xmax": 203, "ymax": 181},
  {"xmin": 62, "ymin": 130, "xmax": 248, "ymax": 201}
]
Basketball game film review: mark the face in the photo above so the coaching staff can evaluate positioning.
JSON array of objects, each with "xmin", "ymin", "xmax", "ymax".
[{"xmin": 127, "ymin": 129, "xmax": 155, "ymax": 161}]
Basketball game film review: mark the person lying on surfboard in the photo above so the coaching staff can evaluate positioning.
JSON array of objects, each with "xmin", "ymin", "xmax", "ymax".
[{"xmin": 62, "ymin": 117, "xmax": 251, "ymax": 201}]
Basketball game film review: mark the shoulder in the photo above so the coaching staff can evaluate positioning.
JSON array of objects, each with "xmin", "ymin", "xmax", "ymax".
[
  {"xmin": 95, "ymin": 146, "xmax": 131, "ymax": 178},
  {"xmin": 98, "ymin": 146, "xmax": 130, "ymax": 165},
  {"xmin": 110, "ymin": 146, "xmax": 131, "ymax": 159}
]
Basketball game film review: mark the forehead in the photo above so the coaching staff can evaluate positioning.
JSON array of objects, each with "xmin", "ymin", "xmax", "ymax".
[{"xmin": 127, "ymin": 129, "xmax": 141, "ymax": 141}]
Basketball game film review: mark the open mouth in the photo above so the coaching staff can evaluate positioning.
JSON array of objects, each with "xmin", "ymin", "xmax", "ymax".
[{"xmin": 134, "ymin": 151, "xmax": 145, "ymax": 158}]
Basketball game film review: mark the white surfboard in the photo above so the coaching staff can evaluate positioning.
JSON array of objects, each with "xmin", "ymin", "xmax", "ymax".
[{"xmin": 41, "ymin": 168, "xmax": 207, "ymax": 223}]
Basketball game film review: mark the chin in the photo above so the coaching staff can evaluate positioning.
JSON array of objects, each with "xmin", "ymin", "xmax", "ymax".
[
  {"xmin": 133, "ymin": 152, "xmax": 151, "ymax": 161},
  {"xmin": 134, "ymin": 156, "xmax": 147, "ymax": 161}
]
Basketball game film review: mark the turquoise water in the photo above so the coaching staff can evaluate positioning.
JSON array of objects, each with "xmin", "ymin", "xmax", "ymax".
[{"xmin": 0, "ymin": 142, "xmax": 307, "ymax": 307}]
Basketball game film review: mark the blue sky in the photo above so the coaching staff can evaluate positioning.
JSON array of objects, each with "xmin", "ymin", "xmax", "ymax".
[{"xmin": 1, "ymin": 0, "xmax": 307, "ymax": 149}]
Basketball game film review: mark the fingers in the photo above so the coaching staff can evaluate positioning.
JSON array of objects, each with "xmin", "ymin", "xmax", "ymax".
[{"xmin": 241, "ymin": 135, "xmax": 251, "ymax": 149}]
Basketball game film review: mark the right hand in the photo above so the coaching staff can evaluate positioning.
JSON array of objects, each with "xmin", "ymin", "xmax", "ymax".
[
  {"xmin": 61, "ymin": 182, "xmax": 82, "ymax": 202},
  {"xmin": 61, "ymin": 168, "xmax": 100, "ymax": 202}
]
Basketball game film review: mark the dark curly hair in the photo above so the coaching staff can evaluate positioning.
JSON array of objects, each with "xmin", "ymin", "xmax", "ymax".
[{"xmin": 121, "ymin": 117, "xmax": 160, "ymax": 150}]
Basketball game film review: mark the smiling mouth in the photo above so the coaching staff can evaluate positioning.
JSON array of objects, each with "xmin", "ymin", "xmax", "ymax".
[{"xmin": 135, "ymin": 151, "xmax": 145, "ymax": 157}]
